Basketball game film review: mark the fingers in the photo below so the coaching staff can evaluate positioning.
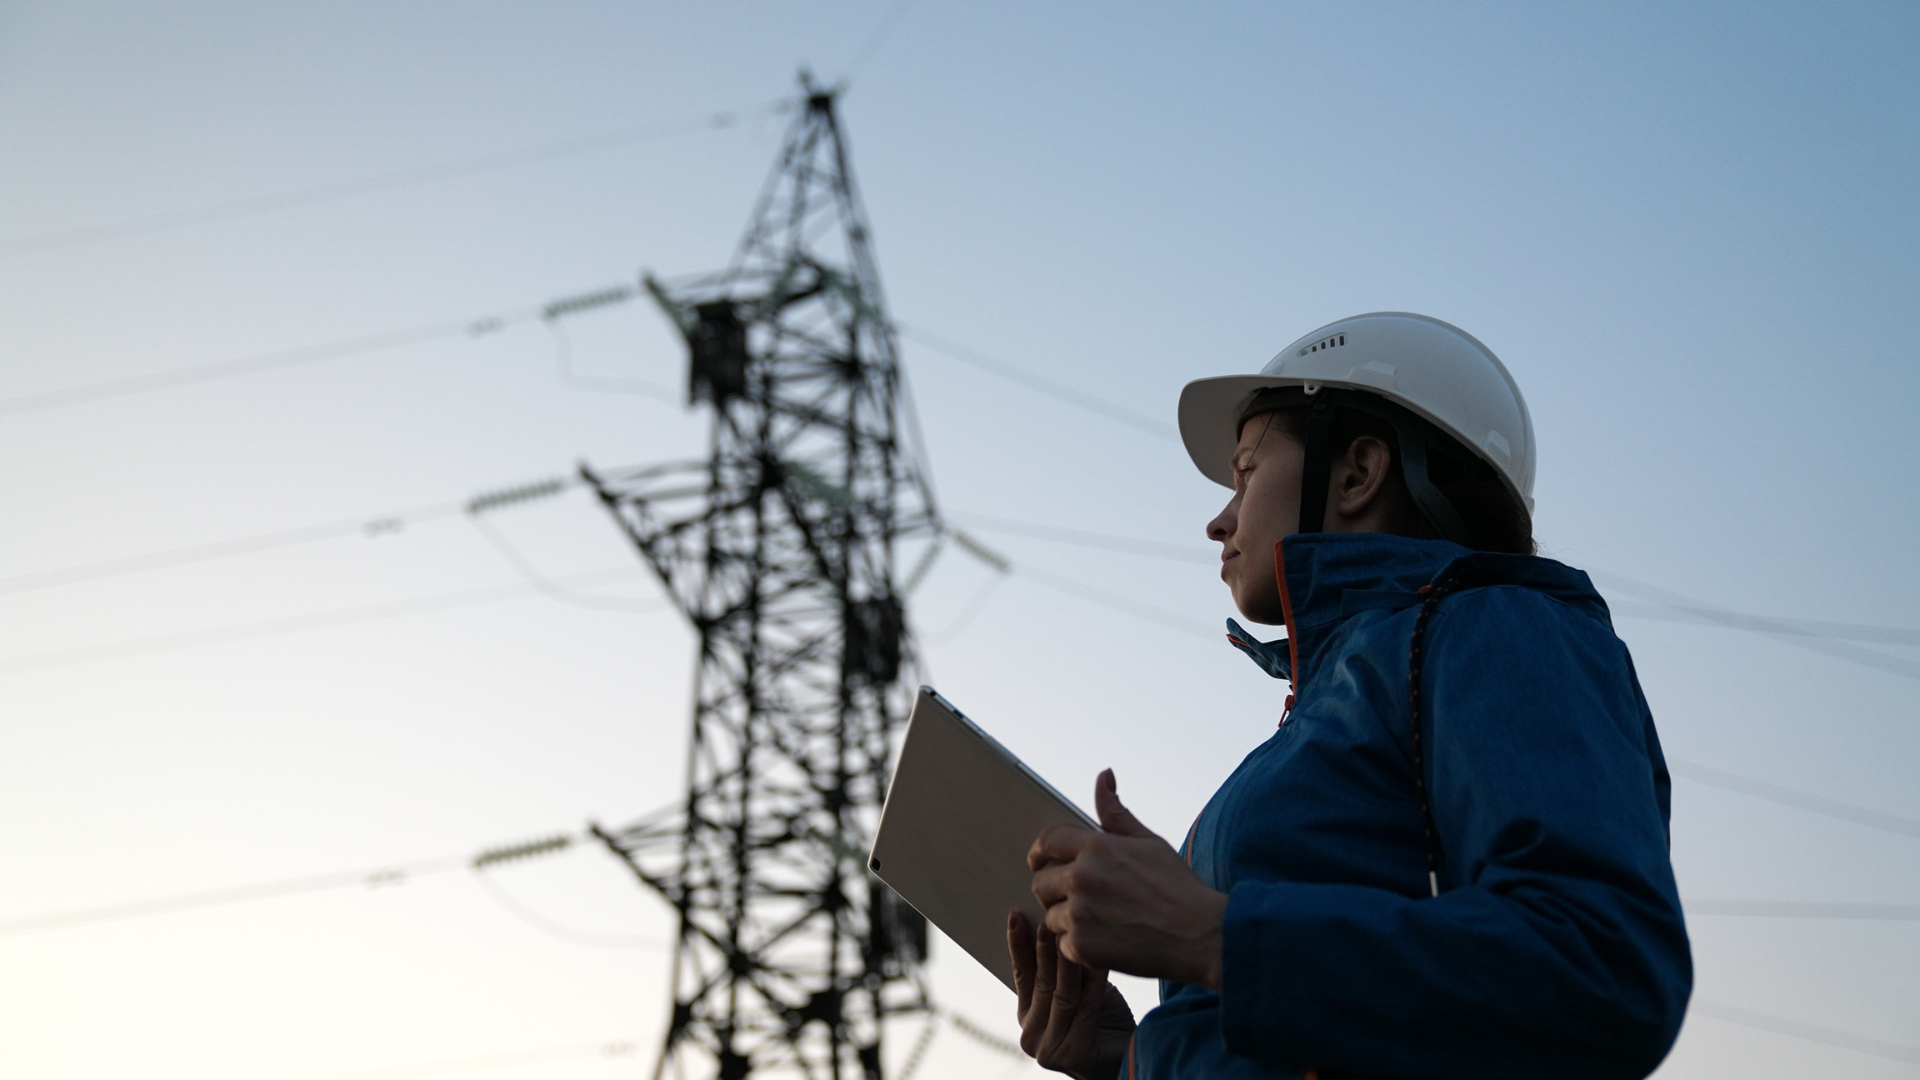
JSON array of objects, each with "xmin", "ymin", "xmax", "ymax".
[
  {"xmin": 1035, "ymin": 922, "xmax": 1059, "ymax": 1002},
  {"xmin": 1095, "ymin": 768, "xmax": 1154, "ymax": 838},
  {"xmin": 1008, "ymin": 911, "xmax": 1036, "ymax": 1022},
  {"xmin": 1018, "ymin": 923, "xmax": 1061, "ymax": 1056},
  {"xmin": 1037, "ymin": 938, "xmax": 1084, "ymax": 1064},
  {"xmin": 1036, "ymin": 941, "xmax": 1112, "ymax": 1070},
  {"xmin": 1041, "ymin": 892, "xmax": 1092, "ymax": 967},
  {"xmin": 1031, "ymin": 861, "xmax": 1076, "ymax": 908},
  {"xmin": 1028, "ymin": 823, "xmax": 1097, "ymax": 871},
  {"xmin": 1075, "ymin": 962, "xmax": 1112, "ymax": 1029}
]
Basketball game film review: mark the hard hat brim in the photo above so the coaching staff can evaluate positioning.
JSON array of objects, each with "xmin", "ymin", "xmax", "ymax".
[{"xmin": 1178, "ymin": 374, "xmax": 1314, "ymax": 489}]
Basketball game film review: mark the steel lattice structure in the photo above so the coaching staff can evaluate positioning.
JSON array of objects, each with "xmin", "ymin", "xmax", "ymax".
[{"xmin": 582, "ymin": 78, "xmax": 937, "ymax": 1080}]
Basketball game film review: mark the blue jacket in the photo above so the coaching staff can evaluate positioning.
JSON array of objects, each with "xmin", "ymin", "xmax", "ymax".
[{"xmin": 1124, "ymin": 534, "xmax": 1691, "ymax": 1080}]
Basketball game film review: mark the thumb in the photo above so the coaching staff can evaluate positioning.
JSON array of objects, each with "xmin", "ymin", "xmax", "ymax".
[{"xmin": 1095, "ymin": 768, "xmax": 1153, "ymax": 838}]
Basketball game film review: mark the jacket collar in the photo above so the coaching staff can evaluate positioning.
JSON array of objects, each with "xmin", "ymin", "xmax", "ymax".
[{"xmin": 1227, "ymin": 533, "xmax": 1611, "ymax": 690}]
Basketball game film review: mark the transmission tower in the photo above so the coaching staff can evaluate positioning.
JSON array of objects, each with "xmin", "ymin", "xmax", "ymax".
[{"xmin": 583, "ymin": 76, "xmax": 938, "ymax": 1080}]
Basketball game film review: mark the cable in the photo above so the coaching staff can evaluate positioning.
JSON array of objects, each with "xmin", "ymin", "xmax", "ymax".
[
  {"xmin": 0, "ymin": 307, "xmax": 542, "ymax": 418},
  {"xmin": 471, "ymin": 871, "xmax": 668, "ymax": 951},
  {"xmin": 0, "ymin": 474, "xmax": 581, "ymax": 596},
  {"xmin": 1605, "ymin": 599, "xmax": 1920, "ymax": 647},
  {"xmin": 1010, "ymin": 564, "xmax": 1215, "ymax": 641},
  {"xmin": 891, "ymin": 320, "xmax": 1920, "ymax": 677},
  {"xmin": 292, "ymin": 1039, "xmax": 640, "ymax": 1080},
  {"xmin": 545, "ymin": 319, "xmax": 677, "ymax": 400},
  {"xmin": 467, "ymin": 515, "xmax": 667, "ymax": 615},
  {"xmin": 0, "ymin": 273, "xmax": 684, "ymax": 418},
  {"xmin": 895, "ymin": 341, "xmax": 943, "ymax": 518},
  {"xmin": 921, "ymin": 573, "xmax": 1006, "ymax": 647},
  {"xmin": 1669, "ymin": 759, "xmax": 1920, "ymax": 841},
  {"xmin": 921, "ymin": 515, "xmax": 1920, "ymax": 844},
  {"xmin": 1588, "ymin": 570, "xmax": 1920, "ymax": 684},
  {"xmin": 966, "ymin": 516, "xmax": 1919, "ymax": 653},
  {"xmin": 913, "ymin": 520, "xmax": 1209, "ymax": 641},
  {"xmin": 13, "ymin": 486, "xmax": 1910, "ymax": 841},
  {"xmin": 0, "ymin": 566, "xmax": 655, "ymax": 675},
  {"xmin": 1686, "ymin": 900, "xmax": 1920, "ymax": 920},
  {"xmin": 895, "ymin": 321, "xmax": 1179, "ymax": 441},
  {"xmin": 0, "ymin": 858, "xmax": 467, "ymax": 938},
  {"xmin": 840, "ymin": 0, "xmax": 920, "ymax": 82},
  {"xmin": 952, "ymin": 512, "xmax": 1213, "ymax": 564},
  {"xmin": 0, "ymin": 828, "xmax": 670, "ymax": 948},
  {"xmin": 0, "ymin": 106, "xmax": 764, "ymax": 258},
  {"xmin": 1690, "ymin": 1000, "xmax": 1920, "ymax": 1066},
  {"xmin": 0, "ymin": 500, "xmax": 464, "ymax": 596},
  {"xmin": 952, "ymin": 509, "xmax": 1920, "ymax": 680}
]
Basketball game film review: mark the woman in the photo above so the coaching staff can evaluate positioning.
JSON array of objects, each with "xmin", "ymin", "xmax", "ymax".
[{"xmin": 1006, "ymin": 313, "xmax": 1691, "ymax": 1079}]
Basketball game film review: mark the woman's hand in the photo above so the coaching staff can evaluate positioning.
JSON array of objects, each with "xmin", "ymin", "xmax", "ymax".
[
  {"xmin": 1008, "ymin": 909, "xmax": 1136, "ymax": 1079},
  {"xmin": 1028, "ymin": 769, "xmax": 1229, "ymax": 990}
]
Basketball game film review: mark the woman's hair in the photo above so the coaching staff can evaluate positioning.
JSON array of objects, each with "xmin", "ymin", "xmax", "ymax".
[{"xmin": 1248, "ymin": 399, "xmax": 1536, "ymax": 555}]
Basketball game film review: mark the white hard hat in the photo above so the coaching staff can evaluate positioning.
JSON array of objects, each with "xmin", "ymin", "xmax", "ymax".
[{"xmin": 1178, "ymin": 312, "xmax": 1536, "ymax": 513}]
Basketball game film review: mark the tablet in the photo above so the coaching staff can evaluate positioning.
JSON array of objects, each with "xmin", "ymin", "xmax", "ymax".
[{"xmin": 869, "ymin": 687, "xmax": 1097, "ymax": 992}]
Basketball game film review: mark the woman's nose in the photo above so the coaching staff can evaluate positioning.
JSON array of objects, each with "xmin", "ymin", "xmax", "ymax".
[{"xmin": 1207, "ymin": 505, "xmax": 1234, "ymax": 542}]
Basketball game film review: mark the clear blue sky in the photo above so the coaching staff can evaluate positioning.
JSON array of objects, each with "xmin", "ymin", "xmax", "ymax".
[{"xmin": 2, "ymin": 3, "xmax": 1916, "ymax": 1078}]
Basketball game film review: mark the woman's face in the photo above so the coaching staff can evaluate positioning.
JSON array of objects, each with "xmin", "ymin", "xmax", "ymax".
[{"xmin": 1206, "ymin": 413, "xmax": 1302, "ymax": 626}]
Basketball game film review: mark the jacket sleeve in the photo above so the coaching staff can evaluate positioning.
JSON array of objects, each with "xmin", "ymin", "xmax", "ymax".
[{"xmin": 1215, "ymin": 586, "xmax": 1693, "ymax": 1080}]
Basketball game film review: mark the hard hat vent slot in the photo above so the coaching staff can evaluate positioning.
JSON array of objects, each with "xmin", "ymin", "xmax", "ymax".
[{"xmin": 1299, "ymin": 334, "xmax": 1347, "ymax": 356}]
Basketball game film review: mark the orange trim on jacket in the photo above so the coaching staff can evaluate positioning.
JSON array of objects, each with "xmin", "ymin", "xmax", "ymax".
[{"xmin": 1274, "ymin": 539, "xmax": 1301, "ymax": 718}]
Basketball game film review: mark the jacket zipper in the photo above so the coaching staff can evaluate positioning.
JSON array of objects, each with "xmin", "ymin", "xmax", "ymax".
[{"xmin": 1274, "ymin": 539, "xmax": 1302, "ymax": 724}]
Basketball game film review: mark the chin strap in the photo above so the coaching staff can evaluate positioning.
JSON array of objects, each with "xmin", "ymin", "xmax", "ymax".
[
  {"xmin": 1391, "ymin": 418, "xmax": 1475, "ymax": 547},
  {"xmin": 1296, "ymin": 395, "xmax": 1336, "ymax": 534},
  {"xmin": 1292, "ymin": 389, "xmax": 1476, "ymax": 548}
]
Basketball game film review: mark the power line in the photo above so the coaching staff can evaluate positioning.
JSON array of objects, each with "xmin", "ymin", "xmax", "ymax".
[
  {"xmin": 921, "ymin": 574, "xmax": 1006, "ymax": 648},
  {"xmin": 293, "ymin": 1039, "xmax": 641, "ymax": 1080},
  {"xmin": 1687, "ymin": 901, "xmax": 1920, "ymax": 920},
  {"xmin": 0, "ymin": 830, "xmax": 671, "ymax": 950},
  {"xmin": 468, "ymin": 516, "xmax": 667, "ymax": 614},
  {"xmin": 1009, "ymin": 563, "xmax": 1214, "ymax": 641},
  {"xmin": 0, "ymin": 858, "xmax": 466, "ymax": 937},
  {"xmin": 0, "ymin": 499, "xmax": 466, "ymax": 596},
  {"xmin": 914, "ymin": 521, "xmax": 1210, "ymax": 641},
  {"xmin": 840, "ymin": 0, "xmax": 920, "ymax": 82},
  {"xmin": 2, "ymin": 451, "xmax": 1910, "ymax": 851},
  {"xmin": 0, "ymin": 566, "xmax": 657, "ymax": 675},
  {"xmin": 1670, "ymin": 759, "xmax": 1920, "ymax": 841},
  {"xmin": 0, "ymin": 278, "xmax": 680, "ymax": 419},
  {"xmin": 472, "ymin": 870, "xmax": 668, "ymax": 951},
  {"xmin": 9, "ymin": 480, "xmax": 1913, "ymax": 854},
  {"xmin": 546, "ymin": 319, "xmax": 677, "ymax": 400},
  {"xmin": 1607, "ymin": 600, "xmax": 1920, "ymax": 647},
  {"xmin": 0, "ymin": 107, "xmax": 764, "ymax": 258},
  {"xmin": 895, "ymin": 321, "xmax": 1180, "ymax": 441},
  {"xmin": 958, "ymin": 506, "xmax": 1920, "ymax": 682},
  {"xmin": 954, "ymin": 512, "xmax": 1212, "ymax": 563},
  {"xmin": 1593, "ymin": 570, "xmax": 1920, "ymax": 683},
  {"xmin": 0, "ymin": 307, "xmax": 542, "ymax": 418},
  {"xmin": 0, "ymin": 473, "xmax": 585, "ymax": 596},
  {"xmin": 892, "ymin": 321, "xmax": 1920, "ymax": 681},
  {"xmin": 1691, "ymin": 1000, "xmax": 1920, "ymax": 1066}
]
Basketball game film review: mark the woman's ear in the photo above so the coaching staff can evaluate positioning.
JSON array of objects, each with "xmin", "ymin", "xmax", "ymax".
[{"xmin": 1331, "ymin": 435, "xmax": 1397, "ymax": 521}]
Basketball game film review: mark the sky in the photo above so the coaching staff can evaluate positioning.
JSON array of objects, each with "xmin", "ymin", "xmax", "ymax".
[{"xmin": 1, "ymin": 2, "xmax": 1916, "ymax": 1078}]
